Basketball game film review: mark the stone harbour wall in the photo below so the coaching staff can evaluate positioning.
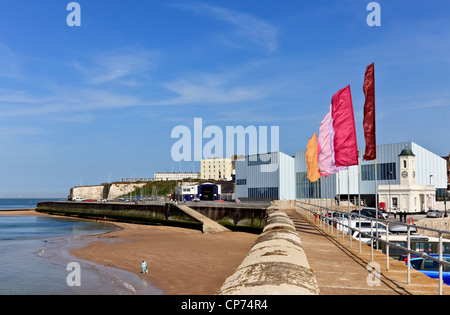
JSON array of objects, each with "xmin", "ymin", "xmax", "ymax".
[{"xmin": 217, "ymin": 202, "xmax": 320, "ymax": 295}]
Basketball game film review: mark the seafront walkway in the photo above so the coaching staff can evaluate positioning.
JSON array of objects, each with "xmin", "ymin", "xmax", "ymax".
[{"xmin": 284, "ymin": 208, "xmax": 450, "ymax": 295}]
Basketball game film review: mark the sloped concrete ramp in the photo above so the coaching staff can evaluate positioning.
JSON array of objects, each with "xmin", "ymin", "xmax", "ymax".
[{"xmin": 176, "ymin": 205, "xmax": 230, "ymax": 233}]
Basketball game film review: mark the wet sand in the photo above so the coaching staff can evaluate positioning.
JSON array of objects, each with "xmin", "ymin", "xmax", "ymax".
[{"xmin": 0, "ymin": 210, "xmax": 257, "ymax": 295}]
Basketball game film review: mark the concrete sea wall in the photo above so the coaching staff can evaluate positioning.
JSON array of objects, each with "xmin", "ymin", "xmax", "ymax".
[
  {"xmin": 36, "ymin": 201, "xmax": 203, "ymax": 231},
  {"xmin": 35, "ymin": 201, "xmax": 266, "ymax": 233},
  {"xmin": 416, "ymin": 217, "xmax": 450, "ymax": 239},
  {"xmin": 218, "ymin": 202, "xmax": 320, "ymax": 295}
]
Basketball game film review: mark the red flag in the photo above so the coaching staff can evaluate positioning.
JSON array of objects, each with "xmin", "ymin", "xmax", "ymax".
[
  {"xmin": 363, "ymin": 63, "xmax": 376, "ymax": 161},
  {"xmin": 331, "ymin": 85, "xmax": 359, "ymax": 167}
]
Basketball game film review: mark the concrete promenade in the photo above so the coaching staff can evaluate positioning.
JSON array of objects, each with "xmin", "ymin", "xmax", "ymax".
[{"xmin": 285, "ymin": 208, "xmax": 450, "ymax": 295}]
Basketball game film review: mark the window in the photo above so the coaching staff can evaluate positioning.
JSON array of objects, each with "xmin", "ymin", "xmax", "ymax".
[
  {"xmin": 404, "ymin": 160, "xmax": 407, "ymax": 168},
  {"xmin": 392, "ymin": 197, "xmax": 398, "ymax": 208},
  {"xmin": 361, "ymin": 163, "xmax": 396, "ymax": 181},
  {"xmin": 423, "ymin": 259, "xmax": 439, "ymax": 271},
  {"xmin": 248, "ymin": 187, "xmax": 278, "ymax": 199},
  {"xmin": 236, "ymin": 179, "xmax": 247, "ymax": 185},
  {"xmin": 247, "ymin": 154, "xmax": 275, "ymax": 166},
  {"xmin": 410, "ymin": 259, "xmax": 423, "ymax": 270},
  {"xmin": 296, "ymin": 172, "xmax": 322, "ymax": 198}
]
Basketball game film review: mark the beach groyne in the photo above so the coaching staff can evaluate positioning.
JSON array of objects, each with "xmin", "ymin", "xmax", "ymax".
[{"xmin": 217, "ymin": 201, "xmax": 320, "ymax": 295}]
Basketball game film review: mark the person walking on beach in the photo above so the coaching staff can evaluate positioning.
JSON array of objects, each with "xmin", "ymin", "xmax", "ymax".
[{"xmin": 142, "ymin": 260, "xmax": 148, "ymax": 274}]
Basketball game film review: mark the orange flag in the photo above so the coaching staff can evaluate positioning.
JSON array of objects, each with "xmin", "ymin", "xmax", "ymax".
[{"xmin": 305, "ymin": 132, "xmax": 321, "ymax": 182}]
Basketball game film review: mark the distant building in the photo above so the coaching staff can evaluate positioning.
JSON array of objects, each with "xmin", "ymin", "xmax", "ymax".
[
  {"xmin": 201, "ymin": 157, "xmax": 232, "ymax": 181},
  {"xmin": 154, "ymin": 172, "xmax": 200, "ymax": 181},
  {"xmin": 175, "ymin": 182, "xmax": 221, "ymax": 201},
  {"xmin": 443, "ymin": 153, "xmax": 450, "ymax": 194}
]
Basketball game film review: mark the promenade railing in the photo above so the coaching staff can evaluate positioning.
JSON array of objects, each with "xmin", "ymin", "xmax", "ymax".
[{"xmin": 296, "ymin": 200, "xmax": 450, "ymax": 295}]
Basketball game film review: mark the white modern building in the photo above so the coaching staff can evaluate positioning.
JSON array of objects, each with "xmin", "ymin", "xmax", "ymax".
[
  {"xmin": 294, "ymin": 142, "xmax": 447, "ymax": 213},
  {"xmin": 153, "ymin": 172, "xmax": 200, "ymax": 181},
  {"xmin": 235, "ymin": 152, "xmax": 295, "ymax": 201}
]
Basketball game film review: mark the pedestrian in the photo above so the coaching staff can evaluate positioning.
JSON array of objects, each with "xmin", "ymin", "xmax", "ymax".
[
  {"xmin": 393, "ymin": 209, "xmax": 397, "ymax": 219},
  {"xmin": 142, "ymin": 260, "xmax": 148, "ymax": 274}
]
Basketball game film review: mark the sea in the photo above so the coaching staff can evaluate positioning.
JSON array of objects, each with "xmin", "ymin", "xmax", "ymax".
[{"xmin": 0, "ymin": 198, "xmax": 163, "ymax": 295}]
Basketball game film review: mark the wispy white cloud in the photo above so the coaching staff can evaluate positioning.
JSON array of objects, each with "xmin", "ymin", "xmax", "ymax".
[
  {"xmin": 74, "ymin": 49, "xmax": 160, "ymax": 85},
  {"xmin": 0, "ymin": 43, "xmax": 23, "ymax": 80},
  {"xmin": 171, "ymin": 3, "xmax": 279, "ymax": 54},
  {"xmin": 0, "ymin": 126, "xmax": 46, "ymax": 138},
  {"xmin": 150, "ymin": 78, "xmax": 265, "ymax": 106}
]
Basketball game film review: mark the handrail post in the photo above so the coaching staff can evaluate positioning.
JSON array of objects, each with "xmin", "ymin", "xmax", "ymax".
[
  {"xmin": 386, "ymin": 222, "xmax": 390, "ymax": 271},
  {"xmin": 439, "ymin": 232, "xmax": 443, "ymax": 296},
  {"xmin": 359, "ymin": 212, "xmax": 362, "ymax": 254},
  {"xmin": 371, "ymin": 219, "xmax": 374, "ymax": 262},
  {"xmin": 407, "ymin": 225, "xmax": 411, "ymax": 285}
]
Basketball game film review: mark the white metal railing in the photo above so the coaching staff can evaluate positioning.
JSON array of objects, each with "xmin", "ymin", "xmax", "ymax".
[{"xmin": 296, "ymin": 200, "xmax": 450, "ymax": 295}]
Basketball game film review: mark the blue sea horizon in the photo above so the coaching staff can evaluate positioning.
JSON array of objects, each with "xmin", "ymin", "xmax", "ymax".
[{"xmin": 0, "ymin": 198, "xmax": 64, "ymax": 210}]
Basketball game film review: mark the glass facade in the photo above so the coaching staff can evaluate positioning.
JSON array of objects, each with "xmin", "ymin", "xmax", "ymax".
[
  {"xmin": 248, "ymin": 187, "xmax": 279, "ymax": 199},
  {"xmin": 296, "ymin": 172, "xmax": 321, "ymax": 199},
  {"xmin": 361, "ymin": 162, "xmax": 396, "ymax": 181}
]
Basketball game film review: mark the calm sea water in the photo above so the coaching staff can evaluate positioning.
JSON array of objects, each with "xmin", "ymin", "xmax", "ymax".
[
  {"xmin": 0, "ymin": 198, "xmax": 63, "ymax": 210},
  {"xmin": 0, "ymin": 202, "xmax": 163, "ymax": 295}
]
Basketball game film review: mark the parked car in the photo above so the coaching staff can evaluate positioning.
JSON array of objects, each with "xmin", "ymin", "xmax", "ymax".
[
  {"xmin": 426, "ymin": 210, "xmax": 443, "ymax": 218},
  {"xmin": 193, "ymin": 197, "xmax": 200, "ymax": 202},
  {"xmin": 338, "ymin": 217, "xmax": 387, "ymax": 235},
  {"xmin": 389, "ymin": 224, "xmax": 418, "ymax": 234},
  {"xmin": 352, "ymin": 207, "xmax": 388, "ymax": 220},
  {"xmin": 352, "ymin": 229, "xmax": 388, "ymax": 244},
  {"xmin": 404, "ymin": 254, "xmax": 450, "ymax": 285},
  {"xmin": 72, "ymin": 197, "xmax": 84, "ymax": 202}
]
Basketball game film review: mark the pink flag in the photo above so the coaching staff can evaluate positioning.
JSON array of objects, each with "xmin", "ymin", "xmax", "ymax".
[
  {"xmin": 331, "ymin": 85, "xmax": 359, "ymax": 167},
  {"xmin": 318, "ymin": 110, "xmax": 333, "ymax": 176},
  {"xmin": 318, "ymin": 106, "xmax": 348, "ymax": 176}
]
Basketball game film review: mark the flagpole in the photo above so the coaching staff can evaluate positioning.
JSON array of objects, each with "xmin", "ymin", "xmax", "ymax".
[
  {"xmin": 338, "ymin": 172, "xmax": 340, "ymax": 238},
  {"xmin": 358, "ymin": 162, "xmax": 361, "ymax": 253},
  {"xmin": 375, "ymin": 158, "xmax": 379, "ymax": 250},
  {"xmin": 348, "ymin": 169, "xmax": 351, "ymax": 247}
]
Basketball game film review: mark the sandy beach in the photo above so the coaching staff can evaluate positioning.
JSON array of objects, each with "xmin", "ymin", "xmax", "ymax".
[{"xmin": 0, "ymin": 209, "xmax": 258, "ymax": 295}]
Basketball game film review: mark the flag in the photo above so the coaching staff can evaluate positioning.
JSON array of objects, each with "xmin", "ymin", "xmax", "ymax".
[
  {"xmin": 331, "ymin": 85, "xmax": 359, "ymax": 167},
  {"xmin": 318, "ymin": 109, "xmax": 333, "ymax": 176},
  {"xmin": 363, "ymin": 63, "xmax": 376, "ymax": 161},
  {"xmin": 318, "ymin": 106, "xmax": 348, "ymax": 176},
  {"xmin": 305, "ymin": 132, "xmax": 321, "ymax": 182}
]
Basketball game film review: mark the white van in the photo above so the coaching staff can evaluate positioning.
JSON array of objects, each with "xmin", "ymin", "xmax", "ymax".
[{"xmin": 72, "ymin": 197, "xmax": 84, "ymax": 202}]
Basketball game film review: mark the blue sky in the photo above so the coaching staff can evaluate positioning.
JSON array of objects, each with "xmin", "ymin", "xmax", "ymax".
[{"xmin": 0, "ymin": 1, "xmax": 449, "ymax": 197}]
